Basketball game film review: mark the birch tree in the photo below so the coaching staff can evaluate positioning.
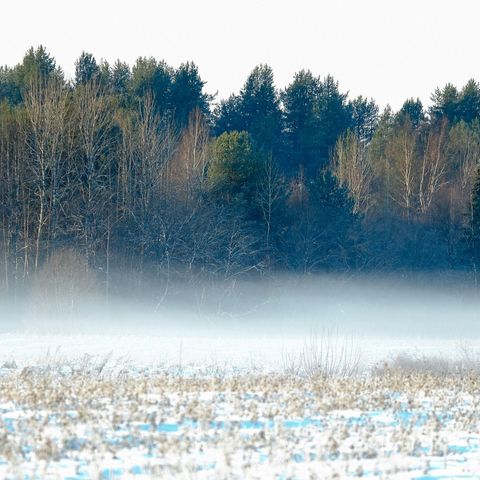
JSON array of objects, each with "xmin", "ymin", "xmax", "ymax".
[
  {"xmin": 24, "ymin": 78, "xmax": 69, "ymax": 270},
  {"xmin": 418, "ymin": 119, "xmax": 448, "ymax": 214},
  {"xmin": 332, "ymin": 131, "xmax": 372, "ymax": 214}
]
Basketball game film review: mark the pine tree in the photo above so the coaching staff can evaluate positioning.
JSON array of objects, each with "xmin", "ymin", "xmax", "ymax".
[
  {"xmin": 130, "ymin": 57, "xmax": 173, "ymax": 116},
  {"xmin": 459, "ymin": 79, "xmax": 480, "ymax": 123},
  {"xmin": 349, "ymin": 95, "xmax": 379, "ymax": 144},
  {"xmin": 14, "ymin": 46, "xmax": 63, "ymax": 93},
  {"xmin": 398, "ymin": 98, "xmax": 424, "ymax": 128},
  {"xmin": 430, "ymin": 83, "xmax": 459, "ymax": 122},
  {"xmin": 207, "ymin": 131, "xmax": 261, "ymax": 212},
  {"xmin": 170, "ymin": 62, "xmax": 210, "ymax": 130},
  {"xmin": 282, "ymin": 71, "xmax": 351, "ymax": 176}
]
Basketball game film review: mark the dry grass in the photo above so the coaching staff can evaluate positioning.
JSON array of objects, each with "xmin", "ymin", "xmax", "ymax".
[{"xmin": 0, "ymin": 361, "xmax": 479, "ymax": 478}]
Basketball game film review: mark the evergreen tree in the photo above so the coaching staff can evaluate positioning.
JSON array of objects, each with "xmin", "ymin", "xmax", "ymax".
[
  {"xmin": 13, "ymin": 46, "xmax": 63, "ymax": 95},
  {"xmin": 213, "ymin": 94, "xmax": 243, "ymax": 135},
  {"xmin": 430, "ymin": 80, "xmax": 480, "ymax": 125},
  {"xmin": 398, "ymin": 98, "xmax": 424, "ymax": 128},
  {"xmin": 0, "ymin": 66, "xmax": 21, "ymax": 104},
  {"xmin": 430, "ymin": 83, "xmax": 459, "ymax": 122},
  {"xmin": 282, "ymin": 70, "xmax": 323, "ymax": 174},
  {"xmin": 458, "ymin": 79, "xmax": 480, "ymax": 123},
  {"xmin": 283, "ymin": 71, "xmax": 351, "ymax": 176},
  {"xmin": 237, "ymin": 64, "xmax": 282, "ymax": 155},
  {"xmin": 208, "ymin": 131, "xmax": 261, "ymax": 211},
  {"xmin": 312, "ymin": 169, "xmax": 361, "ymax": 269},
  {"xmin": 130, "ymin": 57, "xmax": 173, "ymax": 115},
  {"xmin": 75, "ymin": 52, "xmax": 100, "ymax": 86},
  {"xmin": 349, "ymin": 95, "xmax": 379, "ymax": 144},
  {"xmin": 170, "ymin": 62, "xmax": 210, "ymax": 130},
  {"xmin": 98, "ymin": 60, "xmax": 112, "ymax": 88},
  {"xmin": 214, "ymin": 65, "xmax": 282, "ymax": 157},
  {"xmin": 111, "ymin": 60, "xmax": 131, "ymax": 97},
  {"xmin": 317, "ymin": 75, "xmax": 352, "ymax": 159},
  {"xmin": 21, "ymin": 46, "xmax": 59, "ymax": 81}
]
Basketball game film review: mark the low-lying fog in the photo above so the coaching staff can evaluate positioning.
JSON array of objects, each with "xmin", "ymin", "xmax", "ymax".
[{"xmin": 1, "ymin": 273, "xmax": 479, "ymax": 370}]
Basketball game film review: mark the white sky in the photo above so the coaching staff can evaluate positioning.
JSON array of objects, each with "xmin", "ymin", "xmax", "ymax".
[{"xmin": 2, "ymin": 0, "xmax": 480, "ymax": 110}]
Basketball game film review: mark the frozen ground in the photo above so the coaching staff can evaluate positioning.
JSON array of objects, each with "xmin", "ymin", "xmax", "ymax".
[
  {"xmin": 1, "ymin": 274, "xmax": 480, "ymax": 478},
  {"xmin": 0, "ymin": 334, "xmax": 479, "ymax": 480},
  {"xmin": 0, "ymin": 332, "xmax": 478, "ymax": 373},
  {"xmin": 0, "ymin": 330, "xmax": 479, "ymax": 479},
  {"xmin": 0, "ymin": 365, "xmax": 480, "ymax": 479}
]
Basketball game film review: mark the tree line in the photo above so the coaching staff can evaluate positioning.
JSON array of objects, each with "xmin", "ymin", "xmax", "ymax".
[{"xmin": 1, "ymin": 46, "xmax": 480, "ymax": 297}]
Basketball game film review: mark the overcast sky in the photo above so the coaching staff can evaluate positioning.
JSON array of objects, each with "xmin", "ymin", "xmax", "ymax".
[{"xmin": 2, "ymin": 0, "xmax": 480, "ymax": 110}]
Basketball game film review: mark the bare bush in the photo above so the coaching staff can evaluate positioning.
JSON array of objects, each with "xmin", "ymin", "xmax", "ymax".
[
  {"xmin": 374, "ymin": 353, "xmax": 452, "ymax": 377},
  {"xmin": 282, "ymin": 330, "xmax": 361, "ymax": 378},
  {"xmin": 374, "ymin": 345, "xmax": 480, "ymax": 377}
]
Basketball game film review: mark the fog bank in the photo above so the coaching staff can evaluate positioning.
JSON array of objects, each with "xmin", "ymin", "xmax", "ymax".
[{"xmin": 1, "ymin": 272, "xmax": 479, "ymax": 370}]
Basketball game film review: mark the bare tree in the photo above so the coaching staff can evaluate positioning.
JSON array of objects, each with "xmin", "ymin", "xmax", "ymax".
[
  {"xmin": 23, "ymin": 78, "xmax": 69, "ymax": 271},
  {"xmin": 332, "ymin": 131, "xmax": 372, "ymax": 214},
  {"xmin": 117, "ymin": 92, "xmax": 177, "ymax": 286},
  {"xmin": 256, "ymin": 154, "xmax": 286, "ymax": 261},
  {"xmin": 418, "ymin": 119, "xmax": 448, "ymax": 214},
  {"xmin": 386, "ymin": 120, "xmax": 417, "ymax": 220},
  {"xmin": 169, "ymin": 107, "xmax": 210, "ymax": 195},
  {"xmin": 446, "ymin": 121, "xmax": 480, "ymax": 213},
  {"xmin": 71, "ymin": 80, "xmax": 115, "ymax": 273}
]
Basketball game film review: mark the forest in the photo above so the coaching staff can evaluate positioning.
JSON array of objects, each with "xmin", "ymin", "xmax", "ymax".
[{"xmin": 1, "ymin": 46, "xmax": 480, "ymax": 299}]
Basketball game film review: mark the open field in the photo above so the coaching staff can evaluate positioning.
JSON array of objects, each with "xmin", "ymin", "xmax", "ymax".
[
  {"xmin": 1, "ymin": 358, "xmax": 480, "ymax": 479},
  {"xmin": 0, "ymin": 332, "xmax": 478, "ymax": 374},
  {"xmin": 1, "ymin": 275, "xmax": 480, "ymax": 478}
]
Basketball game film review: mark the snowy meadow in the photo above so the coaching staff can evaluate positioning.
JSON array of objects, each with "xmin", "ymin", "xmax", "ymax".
[
  {"xmin": 1, "ymin": 362, "xmax": 480, "ymax": 479},
  {"xmin": 1, "ymin": 275, "xmax": 480, "ymax": 479}
]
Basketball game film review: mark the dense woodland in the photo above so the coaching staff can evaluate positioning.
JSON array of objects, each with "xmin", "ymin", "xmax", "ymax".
[{"xmin": 1, "ymin": 46, "xmax": 480, "ymax": 298}]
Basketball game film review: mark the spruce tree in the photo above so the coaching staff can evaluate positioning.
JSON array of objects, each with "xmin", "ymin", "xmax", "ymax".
[
  {"xmin": 75, "ymin": 52, "xmax": 100, "ymax": 86},
  {"xmin": 214, "ymin": 65, "xmax": 282, "ymax": 157}
]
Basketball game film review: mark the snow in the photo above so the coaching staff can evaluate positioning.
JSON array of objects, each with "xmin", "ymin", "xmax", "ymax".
[
  {"xmin": 0, "ymin": 345, "xmax": 479, "ymax": 479},
  {"xmin": 0, "ymin": 332, "xmax": 476, "ymax": 372},
  {"xmin": 0, "ymin": 288, "xmax": 480, "ymax": 480}
]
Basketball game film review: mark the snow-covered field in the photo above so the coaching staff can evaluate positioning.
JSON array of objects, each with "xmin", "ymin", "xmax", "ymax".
[
  {"xmin": 1, "ymin": 275, "xmax": 480, "ymax": 478},
  {"xmin": 0, "ymin": 333, "xmax": 477, "ymax": 372},
  {"xmin": 0, "ymin": 361, "xmax": 480, "ymax": 479}
]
